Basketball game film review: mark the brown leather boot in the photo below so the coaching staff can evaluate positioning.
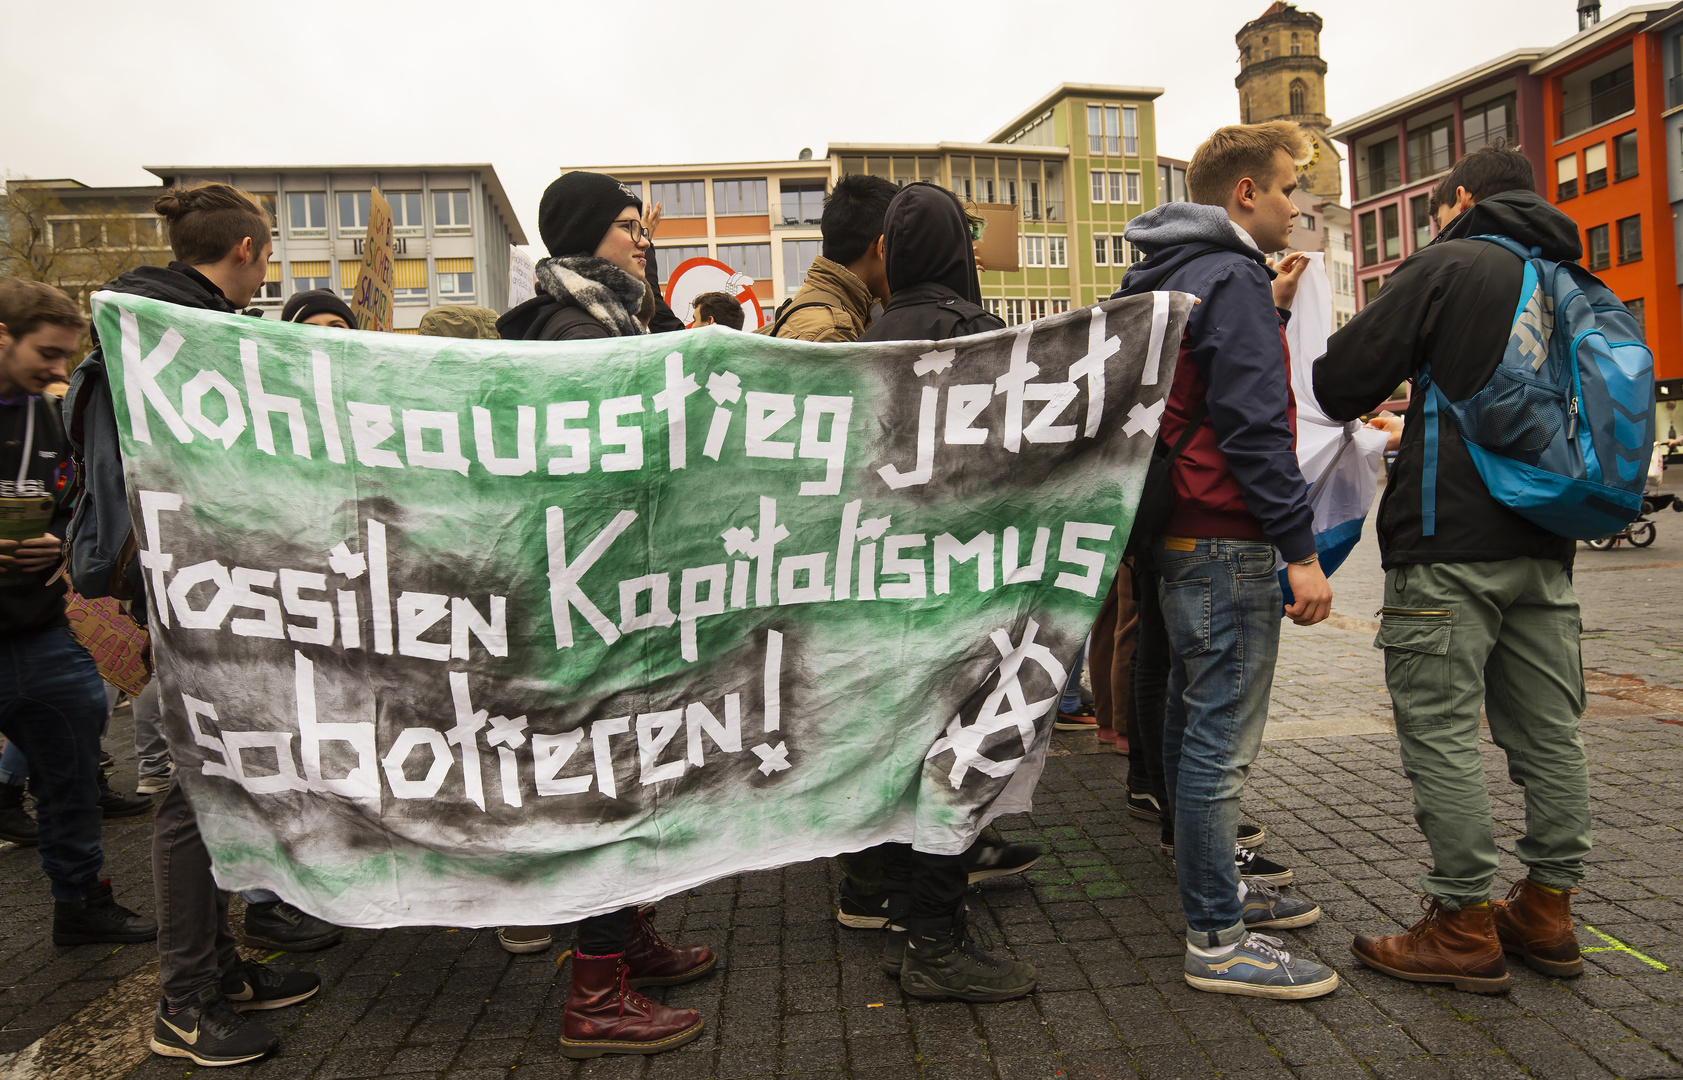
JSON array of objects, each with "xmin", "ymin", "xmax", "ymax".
[
  {"xmin": 1493, "ymin": 878, "xmax": 1583, "ymax": 977},
  {"xmin": 557, "ymin": 953, "xmax": 704, "ymax": 1059},
  {"xmin": 1351, "ymin": 898, "xmax": 1510, "ymax": 994},
  {"xmin": 623, "ymin": 905, "xmax": 716, "ymax": 988}
]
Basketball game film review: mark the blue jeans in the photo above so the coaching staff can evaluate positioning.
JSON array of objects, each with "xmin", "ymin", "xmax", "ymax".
[
  {"xmin": 1060, "ymin": 640, "xmax": 1086, "ymax": 713},
  {"xmin": 0, "ymin": 628, "xmax": 107, "ymax": 901},
  {"xmin": 0, "ymin": 737, "xmax": 26, "ymax": 785},
  {"xmin": 1156, "ymin": 538, "xmax": 1282, "ymax": 947}
]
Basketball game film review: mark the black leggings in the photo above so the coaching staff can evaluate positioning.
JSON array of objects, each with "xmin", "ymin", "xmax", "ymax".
[
  {"xmin": 879, "ymin": 844, "xmax": 968, "ymax": 920},
  {"xmin": 1130, "ymin": 562, "xmax": 1173, "ymax": 845},
  {"xmin": 577, "ymin": 907, "xmax": 632, "ymax": 955}
]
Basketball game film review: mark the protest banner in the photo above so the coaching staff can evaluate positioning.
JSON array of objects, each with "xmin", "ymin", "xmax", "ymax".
[
  {"xmin": 90, "ymin": 289, "xmax": 1188, "ymax": 928},
  {"xmin": 350, "ymin": 188, "xmax": 394, "ymax": 332}
]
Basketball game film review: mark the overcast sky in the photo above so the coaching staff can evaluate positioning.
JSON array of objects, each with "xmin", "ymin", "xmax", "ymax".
[{"xmin": 3, "ymin": 0, "xmax": 1586, "ymax": 242}]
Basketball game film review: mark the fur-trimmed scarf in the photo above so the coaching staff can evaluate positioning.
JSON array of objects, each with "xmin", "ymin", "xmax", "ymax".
[{"xmin": 532, "ymin": 256, "xmax": 649, "ymax": 337}]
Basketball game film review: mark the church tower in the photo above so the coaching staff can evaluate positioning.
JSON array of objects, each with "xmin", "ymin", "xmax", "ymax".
[{"xmin": 1235, "ymin": 2, "xmax": 1342, "ymax": 201}]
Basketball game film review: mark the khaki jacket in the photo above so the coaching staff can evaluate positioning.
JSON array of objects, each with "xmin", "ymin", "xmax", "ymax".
[{"xmin": 756, "ymin": 256, "xmax": 875, "ymax": 342}]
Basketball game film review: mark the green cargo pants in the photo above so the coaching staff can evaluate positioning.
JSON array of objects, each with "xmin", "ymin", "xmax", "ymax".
[{"xmin": 1375, "ymin": 557, "xmax": 1590, "ymax": 910}]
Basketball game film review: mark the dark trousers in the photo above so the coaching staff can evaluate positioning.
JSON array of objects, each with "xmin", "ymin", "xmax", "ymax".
[
  {"xmin": 153, "ymin": 780, "xmax": 240, "ymax": 1005},
  {"xmin": 0, "ymin": 628, "xmax": 107, "ymax": 901},
  {"xmin": 879, "ymin": 844, "xmax": 968, "ymax": 921},
  {"xmin": 1130, "ymin": 562, "xmax": 1173, "ymax": 846},
  {"xmin": 578, "ymin": 908, "xmax": 632, "ymax": 955}
]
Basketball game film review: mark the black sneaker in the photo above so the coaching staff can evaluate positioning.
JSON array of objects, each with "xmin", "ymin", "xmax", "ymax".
[
  {"xmin": 241, "ymin": 900, "xmax": 343, "ymax": 952},
  {"xmin": 1235, "ymin": 845, "xmax": 1292, "ymax": 887},
  {"xmin": 1126, "ymin": 790, "xmax": 1160, "ymax": 822},
  {"xmin": 962, "ymin": 837, "xmax": 1043, "ymax": 883},
  {"xmin": 222, "ymin": 959, "xmax": 320, "ymax": 1011},
  {"xmin": 52, "ymin": 879, "xmax": 158, "ymax": 945},
  {"xmin": 96, "ymin": 770, "xmax": 153, "ymax": 819},
  {"xmin": 837, "ymin": 878, "xmax": 890, "ymax": 930},
  {"xmin": 880, "ymin": 925, "xmax": 908, "ymax": 976},
  {"xmin": 1237, "ymin": 822, "xmax": 1267, "ymax": 849},
  {"xmin": 98, "ymin": 750, "xmax": 117, "ymax": 770},
  {"xmin": 1053, "ymin": 704, "xmax": 1098, "ymax": 731},
  {"xmin": 0, "ymin": 782, "xmax": 38, "ymax": 846},
  {"xmin": 899, "ymin": 911, "xmax": 1037, "ymax": 1003},
  {"xmin": 151, "ymin": 991, "xmax": 279, "ymax": 1066}
]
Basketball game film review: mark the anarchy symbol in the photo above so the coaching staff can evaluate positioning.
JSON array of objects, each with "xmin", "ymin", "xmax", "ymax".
[{"xmin": 925, "ymin": 619, "xmax": 1067, "ymax": 789}]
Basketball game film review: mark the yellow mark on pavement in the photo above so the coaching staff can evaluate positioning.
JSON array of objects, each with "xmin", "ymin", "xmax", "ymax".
[{"xmin": 1582, "ymin": 925, "xmax": 1668, "ymax": 971}]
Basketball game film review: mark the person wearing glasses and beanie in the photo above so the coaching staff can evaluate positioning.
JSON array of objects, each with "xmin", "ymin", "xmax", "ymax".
[{"xmin": 496, "ymin": 171, "xmax": 715, "ymax": 1060}]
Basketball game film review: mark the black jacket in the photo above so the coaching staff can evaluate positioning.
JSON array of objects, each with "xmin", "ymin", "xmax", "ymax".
[
  {"xmin": 497, "ymin": 295, "xmax": 608, "ymax": 341},
  {"xmin": 859, "ymin": 184, "xmax": 1004, "ymax": 344},
  {"xmin": 497, "ymin": 256, "xmax": 647, "ymax": 342},
  {"xmin": 1314, "ymin": 189, "xmax": 1580, "ymax": 568},
  {"xmin": 1, "ymin": 394, "xmax": 75, "ymax": 635}
]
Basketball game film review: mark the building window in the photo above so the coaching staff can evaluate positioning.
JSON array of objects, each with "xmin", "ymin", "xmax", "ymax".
[
  {"xmin": 433, "ymin": 191, "xmax": 471, "ymax": 232},
  {"xmin": 1617, "ymin": 215, "xmax": 1642, "ymax": 263},
  {"xmin": 984, "ymin": 298, "xmax": 1002, "ymax": 318},
  {"xmin": 1381, "ymin": 204, "xmax": 1401, "ymax": 261},
  {"xmin": 1561, "ymin": 54, "xmax": 1634, "ymax": 137},
  {"xmin": 779, "ymin": 181, "xmax": 825, "ymax": 225},
  {"xmin": 1290, "ymin": 32, "xmax": 1301, "ymax": 56},
  {"xmin": 1022, "ymin": 235, "xmax": 1046, "ymax": 267},
  {"xmin": 337, "ymin": 192, "xmax": 370, "ymax": 234},
  {"xmin": 1050, "ymin": 299, "xmax": 1070, "ymax": 316},
  {"xmin": 1111, "ymin": 236, "xmax": 1129, "ymax": 266},
  {"xmin": 1614, "ymin": 131, "xmax": 1639, "ymax": 181},
  {"xmin": 1410, "ymin": 194, "xmax": 1432, "ymax": 251},
  {"xmin": 1300, "ymin": 213, "xmax": 1316, "ymax": 231},
  {"xmin": 1088, "ymin": 105, "xmax": 1123, "ymax": 155},
  {"xmin": 1362, "ymin": 277, "xmax": 1383, "ymax": 304},
  {"xmin": 1462, "ymin": 94, "xmax": 1516, "ymax": 153},
  {"xmin": 1093, "ymin": 235, "xmax": 1108, "ymax": 265},
  {"xmin": 1586, "ymin": 224, "xmax": 1610, "ymax": 270},
  {"xmin": 1048, "ymin": 236, "xmax": 1067, "ymax": 267},
  {"xmin": 1360, "ymin": 211, "xmax": 1379, "ymax": 266},
  {"xmin": 1584, "ymin": 142, "xmax": 1608, "ymax": 192},
  {"xmin": 717, "ymin": 243, "xmax": 772, "ymax": 278},
  {"xmin": 656, "ymin": 245, "xmax": 708, "ymax": 275},
  {"xmin": 1556, "ymin": 154, "xmax": 1578, "ymax": 201},
  {"xmin": 1406, "ymin": 117, "xmax": 1454, "ymax": 180},
  {"xmin": 389, "ymin": 192, "xmax": 425, "ymax": 234},
  {"xmin": 1624, "ymin": 297, "xmax": 1646, "ymax": 340},
  {"xmin": 1108, "ymin": 171, "xmax": 1124, "ymax": 203},
  {"xmin": 1090, "ymin": 171, "xmax": 1106, "ymax": 203},
  {"xmin": 250, "ymin": 193, "xmax": 279, "ymax": 235},
  {"xmin": 1357, "ymin": 136, "xmax": 1401, "ymax": 199},
  {"xmin": 254, "ymin": 262, "xmax": 282, "ymax": 306},
  {"xmin": 394, "ymin": 259, "xmax": 429, "ymax": 303},
  {"xmin": 437, "ymin": 258, "xmax": 475, "ymax": 301},
  {"xmin": 651, "ymin": 180, "xmax": 705, "ymax": 217},
  {"xmin": 1125, "ymin": 171, "xmax": 1141, "ymax": 204},
  {"xmin": 287, "ymin": 192, "xmax": 327, "ymax": 235},
  {"xmin": 1028, "ymin": 300, "xmax": 1048, "ymax": 321},
  {"xmin": 782, "ymin": 239, "xmax": 820, "ymax": 290},
  {"xmin": 1290, "ymin": 79, "xmax": 1307, "ymax": 115},
  {"xmin": 952, "ymin": 175, "xmax": 972, "ymax": 201},
  {"xmin": 713, "ymin": 178, "xmax": 768, "ymax": 216},
  {"xmin": 1003, "ymin": 299, "xmax": 1025, "ymax": 326},
  {"xmin": 1122, "ymin": 107, "xmax": 1139, "ymax": 155},
  {"xmin": 1086, "ymin": 105, "xmax": 1103, "ymax": 155},
  {"xmin": 291, "ymin": 260, "xmax": 330, "ymax": 295}
]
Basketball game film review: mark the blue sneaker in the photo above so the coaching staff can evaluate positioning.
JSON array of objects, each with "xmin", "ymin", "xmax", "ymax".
[
  {"xmin": 1241, "ymin": 879, "xmax": 1322, "ymax": 930},
  {"xmin": 1184, "ymin": 933, "xmax": 1339, "ymax": 999}
]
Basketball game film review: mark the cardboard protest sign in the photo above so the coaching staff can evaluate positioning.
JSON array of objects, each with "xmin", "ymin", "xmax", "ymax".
[
  {"xmin": 65, "ymin": 592, "xmax": 151, "ymax": 697},
  {"xmin": 90, "ymin": 289, "xmax": 1188, "ymax": 928},
  {"xmin": 350, "ymin": 188, "xmax": 393, "ymax": 332},
  {"xmin": 968, "ymin": 202, "xmax": 1021, "ymax": 273},
  {"xmin": 507, "ymin": 246, "xmax": 536, "ymax": 310}
]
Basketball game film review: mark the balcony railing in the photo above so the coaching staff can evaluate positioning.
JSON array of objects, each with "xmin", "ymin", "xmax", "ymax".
[
  {"xmin": 1356, "ymin": 165, "xmax": 1402, "ymax": 200},
  {"xmin": 1021, "ymin": 200, "xmax": 1065, "ymax": 222},
  {"xmin": 1560, "ymin": 80, "xmax": 1636, "ymax": 138},
  {"xmin": 1670, "ymin": 72, "xmax": 1683, "ymax": 110}
]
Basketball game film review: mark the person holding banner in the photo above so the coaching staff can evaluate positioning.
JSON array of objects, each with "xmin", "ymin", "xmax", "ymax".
[
  {"xmin": 0, "ymin": 277, "xmax": 158, "ymax": 949},
  {"xmin": 496, "ymin": 170, "xmax": 715, "ymax": 1058},
  {"xmin": 1113, "ymin": 122, "xmax": 1338, "ymax": 1001},
  {"xmin": 63, "ymin": 184, "xmax": 320, "ymax": 1067}
]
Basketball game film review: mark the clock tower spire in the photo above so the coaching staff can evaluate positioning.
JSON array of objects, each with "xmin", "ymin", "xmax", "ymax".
[{"xmin": 1235, "ymin": 2, "xmax": 1342, "ymax": 202}]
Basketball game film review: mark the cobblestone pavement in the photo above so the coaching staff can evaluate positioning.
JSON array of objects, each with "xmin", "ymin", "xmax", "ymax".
[{"xmin": 2, "ymin": 499, "xmax": 1680, "ymax": 1080}]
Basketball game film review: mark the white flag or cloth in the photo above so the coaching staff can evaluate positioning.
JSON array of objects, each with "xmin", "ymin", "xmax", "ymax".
[
  {"xmin": 1282, "ymin": 254, "xmax": 1389, "ymax": 587},
  {"xmin": 508, "ymin": 246, "xmax": 537, "ymax": 309}
]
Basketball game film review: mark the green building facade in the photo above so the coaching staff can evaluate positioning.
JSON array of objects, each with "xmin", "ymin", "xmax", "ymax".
[{"xmin": 828, "ymin": 83, "xmax": 1170, "ymax": 324}]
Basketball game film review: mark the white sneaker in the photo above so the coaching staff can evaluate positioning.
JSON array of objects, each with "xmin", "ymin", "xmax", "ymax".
[{"xmin": 136, "ymin": 770, "xmax": 173, "ymax": 795}]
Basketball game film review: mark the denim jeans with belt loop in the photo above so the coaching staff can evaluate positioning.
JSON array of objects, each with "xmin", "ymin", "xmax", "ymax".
[{"xmin": 1155, "ymin": 537, "xmax": 1282, "ymax": 948}]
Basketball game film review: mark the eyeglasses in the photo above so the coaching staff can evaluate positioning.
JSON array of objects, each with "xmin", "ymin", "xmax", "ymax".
[{"xmin": 612, "ymin": 219, "xmax": 651, "ymax": 242}]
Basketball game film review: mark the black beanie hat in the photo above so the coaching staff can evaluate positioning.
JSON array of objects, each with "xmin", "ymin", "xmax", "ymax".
[
  {"xmin": 538, "ymin": 171, "xmax": 643, "ymax": 258},
  {"xmin": 281, "ymin": 288, "xmax": 358, "ymax": 328}
]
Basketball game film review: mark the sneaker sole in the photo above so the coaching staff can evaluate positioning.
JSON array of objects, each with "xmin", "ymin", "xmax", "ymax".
[
  {"xmin": 497, "ymin": 934, "xmax": 554, "ymax": 954},
  {"xmin": 1237, "ymin": 827, "xmax": 1268, "ymax": 849},
  {"xmin": 899, "ymin": 971, "xmax": 1037, "ymax": 1003},
  {"xmin": 1246, "ymin": 905, "xmax": 1322, "ymax": 930},
  {"xmin": 558, "ymin": 1018, "xmax": 704, "ymax": 1059},
  {"xmin": 1243, "ymin": 868, "xmax": 1294, "ymax": 887},
  {"xmin": 1127, "ymin": 804, "xmax": 1161, "ymax": 823},
  {"xmin": 966, "ymin": 855, "xmax": 1042, "ymax": 884},
  {"xmin": 1500, "ymin": 944, "xmax": 1583, "ymax": 978},
  {"xmin": 837, "ymin": 911, "xmax": 889, "ymax": 929},
  {"xmin": 230, "ymin": 985, "xmax": 320, "ymax": 1011},
  {"xmin": 135, "ymin": 783, "xmax": 171, "ymax": 795},
  {"xmin": 1350, "ymin": 945, "xmax": 1511, "ymax": 994},
  {"xmin": 628, "ymin": 952, "xmax": 718, "ymax": 988},
  {"xmin": 1184, "ymin": 970, "xmax": 1339, "ymax": 999},
  {"xmin": 240, "ymin": 931, "xmax": 343, "ymax": 953},
  {"xmin": 1053, "ymin": 721, "xmax": 1098, "ymax": 731},
  {"xmin": 149, "ymin": 1037, "xmax": 274, "ymax": 1066}
]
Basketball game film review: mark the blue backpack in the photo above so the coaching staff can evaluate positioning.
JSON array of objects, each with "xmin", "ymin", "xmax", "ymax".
[{"xmin": 1419, "ymin": 234, "xmax": 1655, "ymax": 541}]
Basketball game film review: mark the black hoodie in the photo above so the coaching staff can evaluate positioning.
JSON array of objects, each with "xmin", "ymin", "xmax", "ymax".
[
  {"xmin": 1314, "ymin": 189, "xmax": 1580, "ymax": 567},
  {"xmin": 859, "ymin": 184, "xmax": 1002, "ymax": 343}
]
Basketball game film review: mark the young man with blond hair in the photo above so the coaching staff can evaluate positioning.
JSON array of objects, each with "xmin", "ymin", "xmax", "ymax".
[{"xmin": 1112, "ymin": 121, "xmax": 1338, "ymax": 999}]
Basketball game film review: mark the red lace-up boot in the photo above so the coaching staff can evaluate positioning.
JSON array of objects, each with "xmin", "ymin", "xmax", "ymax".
[
  {"xmin": 623, "ymin": 905, "xmax": 717, "ymax": 988},
  {"xmin": 557, "ymin": 953, "xmax": 704, "ymax": 1059}
]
